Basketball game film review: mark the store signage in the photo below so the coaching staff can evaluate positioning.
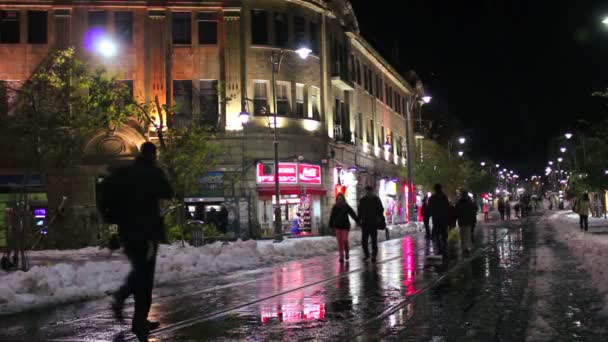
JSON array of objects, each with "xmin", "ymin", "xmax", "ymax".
[
  {"xmin": 257, "ymin": 163, "xmax": 298, "ymax": 184},
  {"xmin": 256, "ymin": 163, "xmax": 321, "ymax": 185},
  {"xmin": 299, "ymin": 164, "xmax": 321, "ymax": 184}
]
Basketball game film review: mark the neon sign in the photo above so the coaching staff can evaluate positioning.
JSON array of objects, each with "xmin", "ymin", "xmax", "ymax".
[{"xmin": 256, "ymin": 163, "xmax": 321, "ymax": 185}]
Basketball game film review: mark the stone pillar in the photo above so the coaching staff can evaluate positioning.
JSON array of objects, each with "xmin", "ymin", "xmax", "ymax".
[{"xmin": 222, "ymin": 8, "xmax": 243, "ymax": 131}]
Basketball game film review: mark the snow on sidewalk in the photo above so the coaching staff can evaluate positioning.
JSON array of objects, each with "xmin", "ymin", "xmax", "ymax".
[{"xmin": 0, "ymin": 223, "xmax": 423, "ymax": 315}]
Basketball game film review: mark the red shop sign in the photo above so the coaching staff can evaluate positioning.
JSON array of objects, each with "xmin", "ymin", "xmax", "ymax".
[
  {"xmin": 299, "ymin": 164, "xmax": 322, "ymax": 184},
  {"xmin": 256, "ymin": 163, "xmax": 298, "ymax": 184}
]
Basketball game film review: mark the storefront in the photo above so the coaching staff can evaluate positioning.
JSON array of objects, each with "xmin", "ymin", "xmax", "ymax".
[
  {"xmin": 184, "ymin": 171, "xmax": 225, "ymax": 223},
  {"xmin": 333, "ymin": 167, "xmax": 358, "ymax": 209},
  {"xmin": 256, "ymin": 163, "xmax": 325, "ymax": 236}
]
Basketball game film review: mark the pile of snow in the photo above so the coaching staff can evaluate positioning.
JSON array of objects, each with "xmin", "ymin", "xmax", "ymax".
[
  {"xmin": 0, "ymin": 223, "xmax": 423, "ymax": 315},
  {"xmin": 547, "ymin": 211, "xmax": 608, "ymax": 314}
]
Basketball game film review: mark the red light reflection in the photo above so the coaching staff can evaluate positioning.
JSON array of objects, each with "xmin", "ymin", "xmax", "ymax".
[{"xmin": 402, "ymin": 237, "xmax": 416, "ymax": 296}]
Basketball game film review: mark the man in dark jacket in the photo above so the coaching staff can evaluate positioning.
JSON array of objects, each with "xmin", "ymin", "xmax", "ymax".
[
  {"xmin": 358, "ymin": 185, "xmax": 384, "ymax": 261},
  {"xmin": 455, "ymin": 190, "xmax": 476, "ymax": 257},
  {"xmin": 421, "ymin": 197, "xmax": 431, "ymax": 239},
  {"xmin": 111, "ymin": 142, "xmax": 173, "ymax": 341},
  {"xmin": 428, "ymin": 183, "xmax": 450, "ymax": 259}
]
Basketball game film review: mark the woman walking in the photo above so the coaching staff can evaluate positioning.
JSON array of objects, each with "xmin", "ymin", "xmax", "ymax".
[
  {"xmin": 329, "ymin": 194, "xmax": 359, "ymax": 262},
  {"xmin": 577, "ymin": 193, "xmax": 591, "ymax": 232}
]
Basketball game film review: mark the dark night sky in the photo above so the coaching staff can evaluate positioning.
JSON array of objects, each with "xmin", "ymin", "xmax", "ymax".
[{"xmin": 349, "ymin": 0, "xmax": 608, "ymax": 176}]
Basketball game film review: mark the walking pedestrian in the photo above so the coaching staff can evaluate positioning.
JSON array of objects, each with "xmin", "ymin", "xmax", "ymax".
[
  {"xmin": 505, "ymin": 200, "xmax": 511, "ymax": 221},
  {"xmin": 109, "ymin": 142, "xmax": 173, "ymax": 341},
  {"xmin": 576, "ymin": 193, "xmax": 591, "ymax": 232},
  {"xmin": 329, "ymin": 194, "xmax": 359, "ymax": 262},
  {"xmin": 421, "ymin": 196, "xmax": 431, "ymax": 239},
  {"xmin": 482, "ymin": 202, "xmax": 490, "ymax": 222},
  {"xmin": 455, "ymin": 190, "xmax": 476, "ymax": 257},
  {"xmin": 428, "ymin": 184, "xmax": 450, "ymax": 261},
  {"xmin": 470, "ymin": 195, "xmax": 479, "ymax": 244},
  {"xmin": 498, "ymin": 197, "xmax": 505, "ymax": 220},
  {"xmin": 358, "ymin": 185, "xmax": 384, "ymax": 262},
  {"xmin": 514, "ymin": 203, "xmax": 521, "ymax": 219}
]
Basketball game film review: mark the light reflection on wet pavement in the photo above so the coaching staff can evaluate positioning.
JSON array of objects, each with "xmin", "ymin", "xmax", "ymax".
[{"xmin": 3, "ymin": 215, "xmax": 606, "ymax": 341}]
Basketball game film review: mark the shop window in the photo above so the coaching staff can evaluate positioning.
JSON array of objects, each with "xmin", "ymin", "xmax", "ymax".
[
  {"xmin": 309, "ymin": 22, "xmax": 319, "ymax": 54},
  {"xmin": 114, "ymin": 11, "xmax": 132, "ymax": 45},
  {"xmin": 199, "ymin": 80, "xmax": 218, "ymax": 127},
  {"xmin": 28, "ymin": 11, "xmax": 47, "ymax": 44},
  {"xmin": 295, "ymin": 84, "xmax": 305, "ymax": 118},
  {"xmin": 88, "ymin": 11, "xmax": 107, "ymax": 29},
  {"xmin": 251, "ymin": 10, "xmax": 268, "ymax": 45},
  {"xmin": 253, "ymin": 81, "xmax": 268, "ymax": 115},
  {"xmin": 0, "ymin": 11, "xmax": 19, "ymax": 43},
  {"xmin": 276, "ymin": 81, "xmax": 290, "ymax": 115},
  {"xmin": 309, "ymin": 86, "xmax": 320, "ymax": 120},
  {"xmin": 294, "ymin": 16, "xmax": 306, "ymax": 48},
  {"xmin": 172, "ymin": 80, "xmax": 193, "ymax": 116},
  {"xmin": 198, "ymin": 12, "xmax": 217, "ymax": 45},
  {"xmin": 273, "ymin": 12, "xmax": 288, "ymax": 47},
  {"xmin": 172, "ymin": 12, "xmax": 191, "ymax": 44}
]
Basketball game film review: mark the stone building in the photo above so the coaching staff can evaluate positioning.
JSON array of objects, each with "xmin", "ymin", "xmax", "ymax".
[{"xmin": 0, "ymin": 0, "xmax": 427, "ymax": 239}]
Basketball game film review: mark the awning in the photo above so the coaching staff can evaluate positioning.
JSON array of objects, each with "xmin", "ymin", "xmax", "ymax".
[{"xmin": 257, "ymin": 186, "xmax": 326, "ymax": 197}]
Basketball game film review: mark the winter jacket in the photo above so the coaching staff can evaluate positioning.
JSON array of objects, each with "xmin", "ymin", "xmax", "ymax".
[
  {"xmin": 455, "ymin": 197, "xmax": 477, "ymax": 227},
  {"xmin": 428, "ymin": 191, "xmax": 450, "ymax": 220},
  {"xmin": 329, "ymin": 203, "xmax": 359, "ymax": 230},
  {"xmin": 358, "ymin": 194, "xmax": 384, "ymax": 228},
  {"xmin": 577, "ymin": 199, "xmax": 591, "ymax": 216},
  {"xmin": 448, "ymin": 205, "xmax": 457, "ymax": 227},
  {"xmin": 114, "ymin": 157, "xmax": 173, "ymax": 242},
  {"xmin": 421, "ymin": 202, "xmax": 431, "ymax": 219}
]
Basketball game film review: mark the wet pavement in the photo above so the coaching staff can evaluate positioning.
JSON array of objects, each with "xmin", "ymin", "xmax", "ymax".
[{"xmin": 1, "ymin": 213, "xmax": 607, "ymax": 341}]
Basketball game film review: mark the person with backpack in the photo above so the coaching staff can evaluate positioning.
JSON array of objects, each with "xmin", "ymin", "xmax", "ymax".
[
  {"xmin": 358, "ymin": 185, "xmax": 384, "ymax": 262},
  {"xmin": 428, "ymin": 183, "xmax": 450, "ymax": 261},
  {"xmin": 103, "ymin": 142, "xmax": 173, "ymax": 342},
  {"xmin": 329, "ymin": 194, "xmax": 359, "ymax": 262}
]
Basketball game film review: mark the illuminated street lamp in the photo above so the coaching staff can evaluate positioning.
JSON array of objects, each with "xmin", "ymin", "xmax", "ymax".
[
  {"xmin": 565, "ymin": 133, "xmax": 573, "ymax": 140},
  {"xmin": 295, "ymin": 47, "xmax": 312, "ymax": 60},
  {"xmin": 421, "ymin": 96, "xmax": 432, "ymax": 104},
  {"xmin": 603, "ymin": 17, "xmax": 608, "ymax": 25},
  {"xmin": 95, "ymin": 37, "xmax": 118, "ymax": 57},
  {"xmin": 480, "ymin": 161, "xmax": 486, "ymax": 167},
  {"xmin": 458, "ymin": 137, "xmax": 466, "ymax": 144},
  {"xmin": 557, "ymin": 157, "xmax": 563, "ymax": 163},
  {"xmin": 239, "ymin": 107, "xmax": 250, "ymax": 125},
  {"xmin": 560, "ymin": 147, "xmax": 566, "ymax": 153},
  {"xmin": 458, "ymin": 151, "xmax": 464, "ymax": 157},
  {"xmin": 495, "ymin": 164, "xmax": 500, "ymax": 168},
  {"xmin": 548, "ymin": 161, "xmax": 553, "ymax": 166}
]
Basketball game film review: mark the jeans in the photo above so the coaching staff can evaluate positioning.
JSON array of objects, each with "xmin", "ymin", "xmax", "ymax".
[
  {"xmin": 116, "ymin": 240, "xmax": 158, "ymax": 329},
  {"xmin": 423, "ymin": 217, "xmax": 431, "ymax": 237},
  {"xmin": 361, "ymin": 226, "xmax": 378, "ymax": 257},
  {"xmin": 579, "ymin": 215, "xmax": 588, "ymax": 231},
  {"xmin": 432, "ymin": 218, "xmax": 449, "ymax": 256}
]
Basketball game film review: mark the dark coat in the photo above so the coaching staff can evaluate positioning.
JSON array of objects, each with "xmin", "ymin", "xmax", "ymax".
[
  {"xmin": 329, "ymin": 203, "xmax": 359, "ymax": 230},
  {"xmin": 455, "ymin": 197, "xmax": 477, "ymax": 227},
  {"xmin": 428, "ymin": 191, "xmax": 450, "ymax": 220},
  {"xmin": 358, "ymin": 193, "xmax": 384, "ymax": 228},
  {"xmin": 114, "ymin": 158, "xmax": 173, "ymax": 242}
]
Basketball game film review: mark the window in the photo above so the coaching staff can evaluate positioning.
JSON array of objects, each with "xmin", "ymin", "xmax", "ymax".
[
  {"xmin": 310, "ymin": 86, "xmax": 320, "ymax": 120},
  {"xmin": 0, "ymin": 11, "xmax": 19, "ymax": 44},
  {"xmin": 357, "ymin": 113, "xmax": 363, "ymax": 140},
  {"xmin": 376, "ymin": 75, "xmax": 383, "ymax": 100},
  {"xmin": 198, "ymin": 12, "xmax": 217, "ymax": 44},
  {"xmin": 0, "ymin": 80, "xmax": 18, "ymax": 115},
  {"xmin": 276, "ymin": 82, "xmax": 290, "ymax": 115},
  {"xmin": 379, "ymin": 125, "xmax": 385, "ymax": 147},
  {"xmin": 362, "ymin": 65, "xmax": 368, "ymax": 91},
  {"xmin": 367, "ymin": 119, "xmax": 373, "ymax": 144},
  {"xmin": 28, "ymin": 11, "xmax": 47, "ymax": 44},
  {"xmin": 356, "ymin": 60, "xmax": 361, "ymax": 85},
  {"xmin": 172, "ymin": 80, "xmax": 193, "ymax": 116},
  {"xmin": 294, "ymin": 16, "xmax": 306, "ymax": 48},
  {"xmin": 396, "ymin": 93, "xmax": 401, "ymax": 113},
  {"xmin": 397, "ymin": 136, "xmax": 403, "ymax": 157},
  {"xmin": 253, "ymin": 81, "xmax": 268, "ymax": 115},
  {"xmin": 88, "ymin": 11, "xmax": 107, "ymax": 29},
  {"xmin": 200, "ymin": 80, "xmax": 218, "ymax": 126},
  {"xmin": 251, "ymin": 10, "xmax": 268, "ymax": 45},
  {"xmin": 114, "ymin": 11, "xmax": 132, "ymax": 44},
  {"xmin": 349, "ymin": 55, "xmax": 355, "ymax": 83},
  {"xmin": 274, "ymin": 13, "xmax": 288, "ymax": 47},
  {"xmin": 172, "ymin": 12, "xmax": 191, "ymax": 44},
  {"xmin": 295, "ymin": 84, "xmax": 305, "ymax": 118},
  {"xmin": 310, "ymin": 22, "xmax": 319, "ymax": 54}
]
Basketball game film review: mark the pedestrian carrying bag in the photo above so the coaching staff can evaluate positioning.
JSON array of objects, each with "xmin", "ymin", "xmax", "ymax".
[{"xmin": 377, "ymin": 215, "xmax": 387, "ymax": 230}]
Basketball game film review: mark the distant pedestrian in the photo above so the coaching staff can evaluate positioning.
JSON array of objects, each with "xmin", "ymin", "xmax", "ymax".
[
  {"xmin": 456, "ymin": 190, "xmax": 477, "ymax": 257},
  {"xmin": 421, "ymin": 196, "xmax": 431, "ymax": 239},
  {"xmin": 514, "ymin": 203, "xmax": 521, "ymax": 219},
  {"xmin": 218, "ymin": 205, "xmax": 229, "ymax": 234},
  {"xmin": 290, "ymin": 213, "xmax": 301, "ymax": 238},
  {"xmin": 358, "ymin": 186, "xmax": 384, "ymax": 262},
  {"xmin": 498, "ymin": 197, "xmax": 506, "ymax": 220},
  {"xmin": 482, "ymin": 202, "xmax": 490, "ymax": 222},
  {"xmin": 576, "ymin": 193, "xmax": 591, "ymax": 232},
  {"xmin": 108, "ymin": 142, "xmax": 173, "ymax": 341},
  {"xmin": 330, "ymin": 194, "xmax": 358, "ymax": 262},
  {"xmin": 505, "ymin": 200, "xmax": 511, "ymax": 221},
  {"xmin": 428, "ymin": 184, "xmax": 450, "ymax": 261}
]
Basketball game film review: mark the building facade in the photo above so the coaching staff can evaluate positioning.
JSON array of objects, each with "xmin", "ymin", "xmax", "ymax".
[{"xmin": 0, "ymin": 0, "xmax": 426, "ymax": 239}]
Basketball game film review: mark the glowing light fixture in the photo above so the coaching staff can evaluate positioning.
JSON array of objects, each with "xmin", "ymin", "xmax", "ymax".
[
  {"xmin": 458, "ymin": 151, "xmax": 464, "ymax": 157},
  {"xmin": 458, "ymin": 137, "xmax": 466, "ymax": 144},
  {"xmin": 96, "ymin": 38, "xmax": 118, "ymax": 57},
  {"xmin": 560, "ymin": 147, "xmax": 566, "ymax": 153},
  {"xmin": 239, "ymin": 110, "xmax": 250, "ymax": 125},
  {"xmin": 421, "ymin": 96, "xmax": 432, "ymax": 104},
  {"xmin": 565, "ymin": 133, "xmax": 573, "ymax": 139},
  {"xmin": 480, "ymin": 161, "xmax": 486, "ymax": 167},
  {"xmin": 295, "ymin": 47, "xmax": 312, "ymax": 60},
  {"xmin": 557, "ymin": 157, "xmax": 563, "ymax": 162}
]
